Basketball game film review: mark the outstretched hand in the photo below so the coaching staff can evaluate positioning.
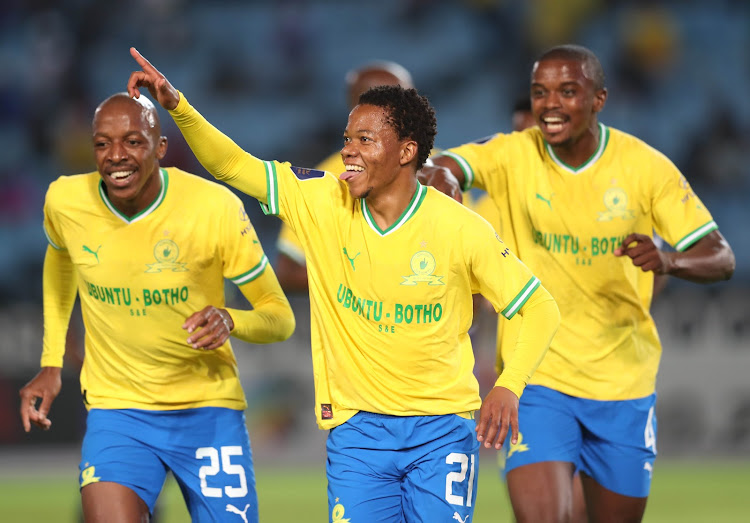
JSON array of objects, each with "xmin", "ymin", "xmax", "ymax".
[
  {"xmin": 614, "ymin": 233, "xmax": 671, "ymax": 274},
  {"xmin": 19, "ymin": 367, "xmax": 62, "ymax": 432},
  {"xmin": 476, "ymin": 385, "xmax": 519, "ymax": 449},
  {"xmin": 127, "ymin": 47, "xmax": 180, "ymax": 110},
  {"xmin": 183, "ymin": 306, "xmax": 235, "ymax": 351}
]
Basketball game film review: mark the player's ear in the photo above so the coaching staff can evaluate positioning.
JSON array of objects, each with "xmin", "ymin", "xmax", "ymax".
[
  {"xmin": 400, "ymin": 140, "xmax": 417, "ymax": 167},
  {"xmin": 156, "ymin": 136, "xmax": 168, "ymax": 160},
  {"xmin": 593, "ymin": 87, "xmax": 607, "ymax": 114}
]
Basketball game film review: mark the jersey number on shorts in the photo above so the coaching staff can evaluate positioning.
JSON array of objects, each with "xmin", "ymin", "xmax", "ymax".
[
  {"xmin": 445, "ymin": 453, "xmax": 476, "ymax": 507},
  {"xmin": 196, "ymin": 446, "xmax": 248, "ymax": 498},
  {"xmin": 644, "ymin": 406, "xmax": 656, "ymax": 452}
]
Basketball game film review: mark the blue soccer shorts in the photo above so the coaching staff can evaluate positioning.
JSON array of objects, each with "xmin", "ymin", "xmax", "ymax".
[
  {"xmin": 79, "ymin": 407, "xmax": 258, "ymax": 522},
  {"xmin": 501, "ymin": 385, "xmax": 657, "ymax": 498},
  {"xmin": 326, "ymin": 411, "xmax": 479, "ymax": 523}
]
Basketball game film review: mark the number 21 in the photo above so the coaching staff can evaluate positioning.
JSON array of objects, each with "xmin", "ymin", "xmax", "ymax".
[{"xmin": 445, "ymin": 453, "xmax": 476, "ymax": 507}]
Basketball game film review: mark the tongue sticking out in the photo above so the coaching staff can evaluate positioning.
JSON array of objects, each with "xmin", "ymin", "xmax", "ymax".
[{"xmin": 340, "ymin": 171, "xmax": 356, "ymax": 182}]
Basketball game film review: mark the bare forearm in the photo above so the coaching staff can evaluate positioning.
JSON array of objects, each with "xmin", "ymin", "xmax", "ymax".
[{"xmin": 666, "ymin": 231, "xmax": 735, "ymax": 283}]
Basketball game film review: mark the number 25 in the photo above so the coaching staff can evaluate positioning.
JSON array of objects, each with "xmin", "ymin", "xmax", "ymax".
[{"xmin": 195, "ymin": 446, "xmax": 248, "ymax": 498}]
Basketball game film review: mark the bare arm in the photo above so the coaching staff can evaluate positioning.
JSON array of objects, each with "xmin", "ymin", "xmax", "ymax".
[
  {"xmin": 615, "ymin": 230, "xmax": 735, "ymax": 283},
  {"xmin": 276, "ymin": 253, "xmax": 309, "ymax": 293},
  {"xmin": 417, "ymin": 155, "xmax": 465, "ymax": 201}
]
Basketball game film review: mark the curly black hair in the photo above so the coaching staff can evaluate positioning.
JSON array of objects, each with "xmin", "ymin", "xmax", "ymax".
[{"xmin": 358, "ymin": 85, "xmax": 437, "ymax": 169}]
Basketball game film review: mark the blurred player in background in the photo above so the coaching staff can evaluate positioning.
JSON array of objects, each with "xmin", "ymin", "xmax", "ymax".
[
  {"xmin": 19, "ymin": 93, "xmax": 295, "ymax": 522},
  {"xmin": 425, "ymin": 44, "xmax": 735, "ymax": 522},
  {"xmin": 276, "ymin": 60, "xmax": 415, "ymax": 292},
  {"xmin": 128, "ymin": 47, "xmax": 560, "ymax": 523}
]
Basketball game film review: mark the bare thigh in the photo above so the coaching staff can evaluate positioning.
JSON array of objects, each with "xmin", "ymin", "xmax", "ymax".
[
  {"xmin": 580, "ymin": 472, "xmax": 648, "ymax": 523},
  {"xmin": 506, "ymin": 461, "xmax": 576, "ymax": 523},
  {"xmin": 82, "ymin": 482, "xmax": 150, "ymax": 523}
]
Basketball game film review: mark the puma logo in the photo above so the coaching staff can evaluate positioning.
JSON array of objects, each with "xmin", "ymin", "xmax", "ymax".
[
  {"xmin": 644, "ymin": 462, "xmax": 653, "ymax": 478},
  {"xmin": 535, "ymin": 193, "xmax": 553, "ymax": 208},
  {"xmin": 82, "ymin": 245, "xmax": 101, "ymax": 263},
  {"xmin": 226, "ymin": 504, "xmax": 251, "ymax": 523},
  {"xmin": 453, "ymin": 513, "xmax": 469, "ymax": 523},
  {"xmin": 343, "ymin": 248, "xmax": 360, "ymax": 270}
]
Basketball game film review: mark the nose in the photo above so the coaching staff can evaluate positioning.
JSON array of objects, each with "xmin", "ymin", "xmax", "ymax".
[
  {"xmin": 109, "ymin": 140, "xmax": 128, "ymax": 162},
  {"xmin": 543, "ymin": 91, "xmax": 561, "ymax": 109},
  {"xmin": 341, "ymin": 140, "xmax": 356, "ymax": 158}
]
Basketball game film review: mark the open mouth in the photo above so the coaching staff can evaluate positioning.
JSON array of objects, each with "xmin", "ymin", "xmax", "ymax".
[
  {"xmin": 540, "ymin": 115, "xmax": 567, "ymax": 134},
  {"xmin": 108, "ymin": 169, "xmax": 136, "ymax": 185},
  {"xmin": 340, "ymin": 164, "xmax": 364, "ymax": 182}
]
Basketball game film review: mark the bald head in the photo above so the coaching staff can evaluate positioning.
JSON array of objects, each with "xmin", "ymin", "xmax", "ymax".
[
  {"xmin": 535, "ymin": 44, "xmax": 605, "ymax": 90},
  {"xmin": 94, "ymin": 93, "xmax": 161, "ymax": 138},
  {"xmin": 345, "ymin": 61, "xmax": 414, "ymax": 110}
]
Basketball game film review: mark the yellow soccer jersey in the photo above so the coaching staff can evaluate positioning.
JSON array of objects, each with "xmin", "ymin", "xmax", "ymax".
[
  {"xmin": 170, "ymin": 93, "xmax": 555, "ymax": 430},
  {"xmin": 276, "ymin": 151, "xmax": 344, "ymax": 265},
  {"xmin": 42, "ymin": 167, "xmax": 270, "ymax": 410},
  {"xmin": 264, "ymin": 166, "xmax": 543, "ymax": 429},
  {"xmin": 444, "ymin": 124, "xmax": 719, "ymax": 400}
]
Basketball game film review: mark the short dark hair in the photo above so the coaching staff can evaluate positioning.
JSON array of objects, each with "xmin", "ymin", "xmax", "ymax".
[
  {"xmin": 536, "ymin": 44, "xmax": 606, "ymax": 90},
  {"xmin": 358, "ymin": 85, "xmax": 436, "ymax": 169}
]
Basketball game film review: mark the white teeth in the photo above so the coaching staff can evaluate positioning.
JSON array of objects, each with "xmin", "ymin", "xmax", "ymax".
[
  {"xmin": 110, "ymin": 170, "xmax": 134, "ymax": 180},
  {"xmin": 543, "ymin": 117, "xmax": 564, "ymax": 123},
  {"xmin": 345, "ymin": 165, "xmax": 364, "ymax": 172}
]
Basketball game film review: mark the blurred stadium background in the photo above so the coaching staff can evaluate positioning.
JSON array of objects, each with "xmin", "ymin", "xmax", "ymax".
[{"xmin": 0, "ymin": 1, "xmax": 748, "ymax": 521}]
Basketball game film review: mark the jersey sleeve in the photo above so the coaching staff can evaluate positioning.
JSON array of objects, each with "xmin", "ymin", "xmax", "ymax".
[
  {"xmin": 219, "ymin": 193, "xmax": 270, "ymax": 286},
  {"xmin": 441, "ymin": 133, "xmax": 507, "ymax": 192},
  {"xmin": 649, "ymin": 156, "xmax": 717, "ymax": 251},
  {"xmin": 42, "ymin": 181, "xmax": 66, "ymax": 250},
  {"xmin": 169, "ymin": 92, "xmax": 270, "ymax": 201},
  {"xmin": 465, "ymin": 217, "xmax": 558, "ymax": 397},
  {"xmin": 467, "ymin": 221, "xmax": 540, "ymax": 320}
]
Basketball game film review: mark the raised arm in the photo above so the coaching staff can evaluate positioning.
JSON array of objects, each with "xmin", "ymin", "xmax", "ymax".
[{"xmin": 127, "ymin": 47, "xmax": 268, "ymax": 199}]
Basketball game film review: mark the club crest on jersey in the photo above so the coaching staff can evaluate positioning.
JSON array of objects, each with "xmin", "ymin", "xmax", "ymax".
[
  {"xmin": 145, "ymin": 239, "xmax": 188, "ymax": 273},
  {"xmin": 401, "ymin": 251, "xmax": 444, "ymax": 286},
  {"xmin": 597, "ymin": 187, "xmax": 635, "ymax": 221},
  {"xmin": 291, "ymin": 166, "xmax": 325, "ymax": 180}
]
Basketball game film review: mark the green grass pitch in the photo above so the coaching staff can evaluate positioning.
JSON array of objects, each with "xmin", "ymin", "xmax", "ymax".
[{"xmin": 1, "ymin": 461, "xmax": 747, "ymax": 522}]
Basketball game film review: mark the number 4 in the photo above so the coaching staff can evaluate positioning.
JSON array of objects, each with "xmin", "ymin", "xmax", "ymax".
[
  {"xmin": 445, "ymin": 453, "xmax": 476, "ymax": 507},
  {"xmin": 195, "ymin": 446, "xmax": 248, "ymax": 498}
]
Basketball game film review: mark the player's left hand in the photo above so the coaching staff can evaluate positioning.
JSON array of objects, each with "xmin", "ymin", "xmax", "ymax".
[
  {"xmin": 614, "ymin": 233, "xmax": 671, "ymax": 274},
  {"xmin": 183, "ymin": 306, "xmax": 235, "ymax": 350},
  {"xmin": 476, "ymin": 386, "xmax": 519, "ymax": 449}
]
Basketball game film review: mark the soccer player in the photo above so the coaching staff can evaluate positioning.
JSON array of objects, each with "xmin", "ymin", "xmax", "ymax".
[
  {"xmin": 276, "ymin": 60, "xmax": 415, "ymax": 293},
  {"xmin": 425, "ymin": 44, "xmax": 736, "ymax": 522},
  {"xmin": 127, "ymin": 47, "xmax": 560, "ymax": 522},
  {"xmin": 18, "ymin": 93, "xmax": 295, "ymax": 523}
]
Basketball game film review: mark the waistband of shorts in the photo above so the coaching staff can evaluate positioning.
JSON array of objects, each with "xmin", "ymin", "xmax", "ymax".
[{"xmin": 356, "ymin": 410, "xmax": 475, "ymax": 420}]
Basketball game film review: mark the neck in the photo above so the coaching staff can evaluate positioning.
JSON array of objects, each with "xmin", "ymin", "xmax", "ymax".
[
  {"xmin": 111, "ymin": 167, "xmax": 162, "ymax": 218},
  {"xmin": 365, "ymin": 173, "xmax": 418, "ymax": 231},
  {"xmin": 550, "ymin": 121, "xmax": 600, "ymax": 168}
]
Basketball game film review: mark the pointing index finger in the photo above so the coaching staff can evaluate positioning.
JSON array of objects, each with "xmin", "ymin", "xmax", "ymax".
[{"xmin": 130, "ymin": 47, "xmax": 156, "ymax": 72}]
